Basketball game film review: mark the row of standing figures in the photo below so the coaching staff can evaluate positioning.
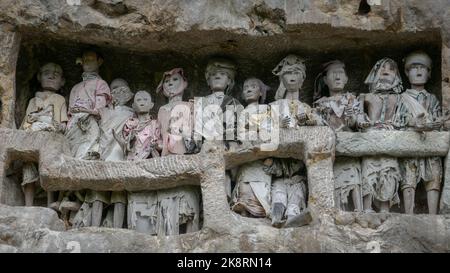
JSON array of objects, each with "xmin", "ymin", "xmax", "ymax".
[{"xmin": 18, "ymin": 50, "xmax": 450, "ymax": 233}]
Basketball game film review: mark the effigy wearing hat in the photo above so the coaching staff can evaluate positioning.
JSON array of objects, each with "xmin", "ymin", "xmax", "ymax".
[{"xmin": 404, "ymin": 51, "xmax": 432, "ymax": 71}]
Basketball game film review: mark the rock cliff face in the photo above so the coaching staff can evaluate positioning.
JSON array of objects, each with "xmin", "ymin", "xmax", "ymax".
[{"xmin": 1, "ymin": 0, "xmax": 450, "ymax": 252}]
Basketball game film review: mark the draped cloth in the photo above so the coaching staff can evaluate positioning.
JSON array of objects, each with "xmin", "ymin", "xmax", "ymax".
[
  {"xmin": 156, "ymin": 186, "xmax": 200, "ymax": 236},
  {"xmin": 66, "ymin": 73, "xmax": 111, "ymax": 218},
  {"xmin": 364, "ymin": 58, "xmax": 403, "ymax": 95},
  {"xmin": 155, "ymin": 100, "xmax": 201, "ymax": 235},
  {"xmin": 231, "ymin": 160, "xmax": 272, "ymax": 217},
  {"xmin": 314, "ymin": 93, "xmax": 367, "ymax": 210},
  {"xmin": 128, "ymin": 192, "xmax": 159, "ymax": 235},
  {"xmin": 334, "ymin": 157, "xmax": 363, "ymax": 210},
  {"xmin": 122, "ymin": 116, "xmax": 161, "ymax": 161},
  {"xmin": 272, "ymin": 176, "xmax": 307, "ymax": 218},
  {"xmin": 362, "ymin": 156, "xmax": 401, "ymax": 207},
  {"xmin": 21, "ymin": 91, "xmax": 68, "ymax": 186},
  {"xmin": 97, "ymin": 104, "xmax": 134, "ymax": 208},
  {"xmin": 314, "ymin": 92, "xmax": 366, "ymax": 132},
  {"xmin": 265, "ymin": 158, "xmax": 307, "ymax": 221},
  {"xmin": 21, "ymin": 91, "xmax": 68, "ymax": 132},
  {"xmin": 99, "ymin": 105, "xmax": 134, "ymax": 161},
  {"xmin": 194, "ymin": 92, "xmax": 242, "ymax": 141},
  {"xmin": 125, "ymin": 115, "xmax": 162, "ymax": 233},
  {"xmin": 65, "ymin": 73, "xmax": 111, "ymax": 159},
  {"xmin": 269, "ymin": 99, "xmax": 322, "ymax": 128},
  {"xmin": 360, "ymin": 70, "xmax": 403, "ymax": 206},
  {"xmin": 158, "ymin": 101, "xmax": 194, "ymax": 156},
  {"xmin": 394, "ymin": 89, "xmax": 443, "ymax": 191}
]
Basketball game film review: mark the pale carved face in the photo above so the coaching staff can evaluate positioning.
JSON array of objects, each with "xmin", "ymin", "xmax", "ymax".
[
  {"xmin": 133, "ymin": 91, "xmax": 154, "ymax": 113},
  {"xmin": 38, "ymin": 63, "xmax": 65, "ymax": 91},
  {"xmin": 207, "ymin": 70, "xmax": 231, "ymax": 92},
  {"xmin": 407, "ymin": 64, "xmax": 430, "ymax": 86},
  {"xmin": 378, "ymin": 62, "xmax": 396, "ymax": 85},
  {"xmin": 281, "ymin": 71, "xmax": 304, "ymax": 91},
  {"xmin": 82, "ymin": 51, "xmax": 102, "ymax": 73},
  {"xmin": 324, "ymin": 64, "xmax": 348, "ymax": 93},
  {"xmin": 163, "ymin": 73, "xmax": 185, "ymax": 98},
  {"xmin": 111, "ymin": 79, "xmax": 134, "ymax": 106},
  {"xmin": 243, "ymin": 79, "xmax": 261, "ymax": 103}
]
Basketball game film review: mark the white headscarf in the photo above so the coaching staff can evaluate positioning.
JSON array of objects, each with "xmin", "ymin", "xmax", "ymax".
[
  {"xmin": 272, "ymin": 55, "xmax": 306, "ymax": 100},
  {"xmin": 364, "ymin": 58, "xmax": 403, "ymax": 94}
]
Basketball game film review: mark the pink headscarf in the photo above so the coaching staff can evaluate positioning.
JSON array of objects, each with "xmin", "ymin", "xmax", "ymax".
[{"xmin": 156, "ymin": 68, "xmax": 188, "ymax": 98}]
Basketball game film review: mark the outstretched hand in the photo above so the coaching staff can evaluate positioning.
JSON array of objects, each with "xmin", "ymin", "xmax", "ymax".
[
  {"xmin": 415, "ymin": 121, "xmax": 442, "ymax": 132},
  {"xmin": 281, "ymin": 116, "xmax": 291, "ymax": 128},
  {"xmin": 357, "ymin": 119, "xmax": 370, "ymax": 129},
  {"xmin": 296, "ymin": 113, "xmax": 308, "ymax": 125},
  {"xmin": 306, "ymin": 119, "xmax": 317, "ymax": 126}
]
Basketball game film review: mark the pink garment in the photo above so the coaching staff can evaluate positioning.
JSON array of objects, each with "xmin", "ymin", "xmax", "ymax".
[
  {"xmin": 65, "ymin": 74, "xmax": 112, "ymax": 159},
  {"xmin": 123, "ymin": 116, "xmax": 162, "ymax": 161},
  {"xmin": 68, "ymin": 76, "xmax": 112, "ymax": 113}
]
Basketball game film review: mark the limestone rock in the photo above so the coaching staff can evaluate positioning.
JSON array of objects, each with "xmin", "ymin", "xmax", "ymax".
[{"xmin": 1, "ymin": 0, "xmax": 450, "ymax": 253}]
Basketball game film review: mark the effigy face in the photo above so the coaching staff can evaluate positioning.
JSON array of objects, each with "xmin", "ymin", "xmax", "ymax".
[
  {"xmin": 205, "ymin": 58, "xmax": 236, "ymax": 94},
  {"xmin": 133, "ymin": 90, "xmax": 153, "ymax": 113},
  {"xmin": 281, "ymin": 71, "xmax": 304, "ymax": 91},
  {"xmin": 324, "ymin": 63, "xmax": 348, "ymax": 93},
  {"xmin": 81, "ymin": 51, "xmax": 102, "ymax": 73},
  {"xmin": 110, "ymin": 78, "xmax": 133, "ymax": 106},
  {"xmin": 379, "ymin": 62, "xmax": 396, "ymax": 85},
  {"xmin": 38, "ymin": 63, "xmax": 65, "ymax": 92},
  {"xmin": 163, "ymin": 72, "xmax": 185, "ymax": 98},
  {"xmin": 242, "ymin": 78, "xmax": 262, "ymax": 103},
  {"xmin": 407, "ymin": 64, "xmax": 430, "ymax": 85}
]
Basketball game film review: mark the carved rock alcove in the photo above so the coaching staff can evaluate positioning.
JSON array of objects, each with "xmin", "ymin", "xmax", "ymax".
[
  {"xmin": 13, "ymin": 27, "xmax": 443, "ymax": 128},
  {"xmin": 2, "ymin": 0, "xmax": 450, "ymax": 253}
]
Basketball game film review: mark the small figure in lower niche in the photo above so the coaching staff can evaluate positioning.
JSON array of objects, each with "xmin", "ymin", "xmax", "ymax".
[
  {"xmin": 231, "ymin": 78, "xmax": 272, "ymax": 218},
  {"xmin": 265, "ymin": 158, "xmax": 308, "ymax": 228}
]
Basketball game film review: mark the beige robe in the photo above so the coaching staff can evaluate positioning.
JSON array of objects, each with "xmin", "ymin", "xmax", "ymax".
[
  {"xmin": 21, "ymin": 91, "xmax": 68, "ymax": 131},
  {"xmin": 21, "ymin": 91, "xmax": 68, "ymax": 186}
]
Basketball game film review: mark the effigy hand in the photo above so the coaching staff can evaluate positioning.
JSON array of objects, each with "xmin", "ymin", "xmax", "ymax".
[
  {"xmin": 344, "ymin": 105, "xmax": 354, "ymax": 117},
  {"xmin": 281, "ymin": 116, "xmax": 291, "ymax": 128},
  {"xmin": 357, "ymin": 117, "xmax": 370, "ymax": 129},
  {"xmin": 306, "ymin": 118, "xmax": 317, "ymax": 126},
  {"xmin": 296, "ymin": 113, "xmax": 308, "ymax": 125}
]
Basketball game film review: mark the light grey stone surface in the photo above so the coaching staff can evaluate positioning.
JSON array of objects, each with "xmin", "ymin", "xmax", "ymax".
[
  {"xmin": 336, "ymin": 131, "xmax": 450, "ymax": 157},
  {"xmin": 2, "ymin": 203, "xmax": 450, "ymax": 252},
  {"xmin": 2, "ymin": 0, "xmax": 450, "ymax": 253}
]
